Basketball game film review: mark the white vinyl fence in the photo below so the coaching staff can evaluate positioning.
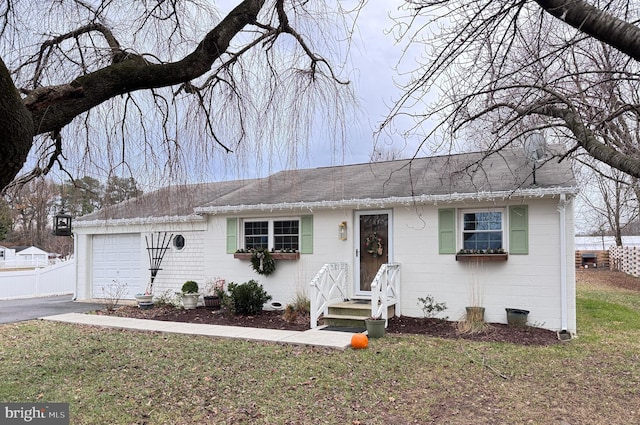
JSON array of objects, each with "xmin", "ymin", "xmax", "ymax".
[
  {"xmin": 0, "ymin": 260, "xmax": 75, "ymax": 299},
  {"xmin": 0, "ymin": 257, "xmax": 49, "ymax": 268}
]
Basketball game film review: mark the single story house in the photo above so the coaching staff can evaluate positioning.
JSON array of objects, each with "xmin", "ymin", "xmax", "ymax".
[
  {"xmin": 0, "ymin": 245, "xmax": 49, "ymax": 268},
  {"xmin": 73, "ymin": 148, "xmax": 578, "ymax": 333}
]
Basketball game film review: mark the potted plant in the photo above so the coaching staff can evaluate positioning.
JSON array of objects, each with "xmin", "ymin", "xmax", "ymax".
[
  {"xmin": 203, "ymin": 278, "xmax": 225, "ymax": 310},
  {"xmin": 180, "ymin": 280, "xmax": 200, "ymax": 310},
  {"xmin": 459, "ymin": 259, "xmax": 487, "ymax": 333},
  {"xmin": 364, "ymin": 315, "xmax": 386, "ymax": 338},
  {"xmin": 135, "ymin": 293, "xmax": 153, "ymax": 305},
  {"xmin": 135, "ymin": 284, "xmax": 154, "ymax": 309},
  {"xmin": 505, "ymin": 308, "xmax": 530, "ymax": 326}
]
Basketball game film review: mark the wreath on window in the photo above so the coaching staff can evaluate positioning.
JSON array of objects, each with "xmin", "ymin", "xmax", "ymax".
[
  {"xmin": 250, "ymin": 248, "xmax": 276, "ymax": 276},
  {"xmin": 364, "ymin": 232, "xmax": 384, "ymax": 257}
]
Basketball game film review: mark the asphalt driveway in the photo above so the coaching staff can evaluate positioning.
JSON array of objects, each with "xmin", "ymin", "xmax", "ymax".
[{"xmin": 0, "ymin": 295, "xmax": 104, "ymax": 324}]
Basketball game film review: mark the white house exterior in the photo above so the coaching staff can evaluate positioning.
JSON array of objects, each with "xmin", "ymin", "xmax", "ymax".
[{"xmin": 73, "ymin": 149, "xmax": 578, "ymax": 333}]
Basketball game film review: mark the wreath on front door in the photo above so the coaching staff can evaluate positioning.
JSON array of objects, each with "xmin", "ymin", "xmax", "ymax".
[{"xmin": 364, "ymin": 232, "xmax": 384, "ymax": 257}]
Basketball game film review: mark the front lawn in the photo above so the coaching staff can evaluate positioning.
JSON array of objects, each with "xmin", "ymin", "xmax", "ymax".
[{"xmin": 1, "ymin": 270, "xmax": 639, "ymax": 424}]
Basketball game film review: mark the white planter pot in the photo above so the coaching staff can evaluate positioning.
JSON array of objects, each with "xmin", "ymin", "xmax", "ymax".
[
  {"xmin": 135, "ymin": 294, "xmax": 153, "ymax": 304},
  {"xmin": 182, "ymin": 293, "xmax": 200, "ymax": 310}
]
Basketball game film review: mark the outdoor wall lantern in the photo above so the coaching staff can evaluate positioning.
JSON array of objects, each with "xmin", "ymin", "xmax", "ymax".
[
  {"xmin": 338, "ymin": 221, "xmax": 347, "ymax": 241},
  {"xmin": 53, "ymin": 211, "xmax": 72, "ymax": 236}
]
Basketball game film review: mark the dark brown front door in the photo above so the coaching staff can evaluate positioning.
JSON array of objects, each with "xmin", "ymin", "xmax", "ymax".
[{"xmin": 357, "ymin": 212, "xmax": 389, "ymax": 294}]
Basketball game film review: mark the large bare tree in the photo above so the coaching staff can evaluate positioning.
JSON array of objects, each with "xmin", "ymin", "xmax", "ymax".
[
  {"xmin": 0, "ymin": 0, "xmax": 355, "ymax": 192},
  {"xmin": 386, "ymin": 0, "xmax": 640, "ymax": 177}
]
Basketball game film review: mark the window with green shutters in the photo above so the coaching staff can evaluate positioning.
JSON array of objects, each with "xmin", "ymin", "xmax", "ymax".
[
  {"xmin": 227, "ymin": 216, "xmax": 313, "ymax": 254},
  {"xmin": 438, "ymin": 206, "xmax": 529, "ymax": 255}
]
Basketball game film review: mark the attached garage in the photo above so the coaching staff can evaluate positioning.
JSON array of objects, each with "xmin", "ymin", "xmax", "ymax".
[{"xmin": 92, "ymin": 234, "xmax": 142, "ymax": 299}]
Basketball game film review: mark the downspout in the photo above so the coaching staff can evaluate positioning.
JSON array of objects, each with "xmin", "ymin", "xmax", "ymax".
[
  {"xmin": 72, "ymin": 234, "xmax": 78, "ymax": 301},
  {"xmin": 558, "ymin": 194, "xmax": 571, "ymax": 339}
]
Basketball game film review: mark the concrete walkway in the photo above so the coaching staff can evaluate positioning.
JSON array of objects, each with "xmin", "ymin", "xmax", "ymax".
[{"xmin": 41, "ymin": 313, "xmax": 357, "ymax": 350}]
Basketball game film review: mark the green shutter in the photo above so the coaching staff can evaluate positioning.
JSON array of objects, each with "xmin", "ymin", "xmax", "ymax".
[
  {"xmin": 226, "ymin": 218, "xmax": 238, "ymax": 254},
  {"xmin": 300, "ymin": 215, "xmax": 313, "ymax": 254},
  {"xmin": 509, "ymin": 205, "xmax": 528, "ymax": 255},
  {"xmin": 438, "ymin": 208, "xmax": 456, "ymax": 254}
]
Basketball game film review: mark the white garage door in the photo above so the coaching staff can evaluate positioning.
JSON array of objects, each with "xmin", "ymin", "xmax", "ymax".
[{"xmin": 92, "ymin": 234, "xmax": 142, "ymax": 299}]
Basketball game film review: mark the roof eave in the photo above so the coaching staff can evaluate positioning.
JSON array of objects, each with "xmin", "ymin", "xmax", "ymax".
[
  {"xmin": 73, "ymin": 214, "xmax": 205, "ymax": 228},
  {"xmin": 194, "ymin": 186, "xmax": 580, "ymax": 215}
]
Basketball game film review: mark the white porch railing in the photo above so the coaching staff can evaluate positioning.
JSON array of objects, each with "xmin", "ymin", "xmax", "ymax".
[
  {"xmin": 309, "ymin": 262, "xmax": 348, "ymax": 329},
  {"xmin": 370, "ymin": 263, "xmax": 401, "ymax": 326}
]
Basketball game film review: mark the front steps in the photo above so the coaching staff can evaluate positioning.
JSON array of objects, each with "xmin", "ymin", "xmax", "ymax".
[{"xmin": 322, "ymin": 301, "xmax": 395, "ymax": 328}]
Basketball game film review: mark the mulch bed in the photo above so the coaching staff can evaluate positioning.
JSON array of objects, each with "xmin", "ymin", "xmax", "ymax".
[{"xmin": 103, "ymin": 304, "xmax": 560, "ymax": 346}]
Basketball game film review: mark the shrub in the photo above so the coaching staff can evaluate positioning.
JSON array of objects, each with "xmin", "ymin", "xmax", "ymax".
[
  {"xmin": 417, "ymin": 294, "xmax": 448, "ymax": 319},
  {"xmin": 227, "ymin": 280, "xmax": 272, "ymax": 315},
  {"xmin": 181, "ymin": 280, "xmax": 199, "ymax": 294},
  {"xmin": 282, "ymin": 304, "xmax": 298, "ymax": 323},
  {"xmin": 154, "ymin": 290, "xmax": 179, "ymax": 307},
  {"xmin": 100, "ymin": 278, "xmax": 128, "ymax": 311},
  {"xmin": 283, "ymin": 292, "xmax": 311, "ymax": 323},
  {"xmin": 290, "ymin": 292, "xmax": 311, "ymax": 314}
]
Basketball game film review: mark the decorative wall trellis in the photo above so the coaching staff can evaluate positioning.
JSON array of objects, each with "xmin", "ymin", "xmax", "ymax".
[
  {"xmin": 609, "ymin": 246, "xmax": 640, "ymax": 277},
  {"xmin": 145, "ymin": 232, "xmax": 173, "ymax": 294}
]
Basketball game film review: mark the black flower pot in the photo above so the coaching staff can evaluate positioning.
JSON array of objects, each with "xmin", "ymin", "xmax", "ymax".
[{"xmin": 506, "ymin": 308, "xmax": 529, "ymax": 326}]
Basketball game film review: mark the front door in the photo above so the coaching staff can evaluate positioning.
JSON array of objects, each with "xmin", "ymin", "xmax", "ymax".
[{"xmin": 355, "ymin": 211, "xmax": 391, "ymax": 297}]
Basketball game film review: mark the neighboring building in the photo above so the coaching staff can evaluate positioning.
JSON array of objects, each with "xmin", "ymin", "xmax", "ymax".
[
  {"xmin": 0, "ymin": 245, "xmax": 50, "ymax": 268},
  {"xmin": 73, "ymin": 148, "xmax": 578, "ymax": 333},
  {"xmin": 574, "ymin": 236, "xmax": 640, "ymax": 269}
]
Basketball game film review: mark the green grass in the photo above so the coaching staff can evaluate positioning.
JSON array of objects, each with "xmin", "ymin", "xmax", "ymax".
[{"xmin": 2, "ymin": 272, "xmax": 640, "ymax": 424}]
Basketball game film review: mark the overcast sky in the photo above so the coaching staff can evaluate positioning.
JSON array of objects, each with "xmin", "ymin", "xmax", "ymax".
[
  {"xmin": 34, "ymin": 1, "xmax": 435, "ymax": 187},
  {"xmin": 209, "ymin": 0, "xmax": 435, "ymax": 180}
]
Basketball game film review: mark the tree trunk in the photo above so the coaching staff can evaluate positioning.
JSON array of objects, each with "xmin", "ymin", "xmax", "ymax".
[{"xmin": 0, "ymin": 57, "xmax": 34, "ymax": 192}]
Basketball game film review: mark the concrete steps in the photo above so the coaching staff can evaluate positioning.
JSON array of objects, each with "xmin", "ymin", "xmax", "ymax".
[{"xmin": 323, "ymin": 301, "xmax": 395, "ymax": 328}]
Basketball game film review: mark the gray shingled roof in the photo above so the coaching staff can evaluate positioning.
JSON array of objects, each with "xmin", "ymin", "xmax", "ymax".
[
  {"xmin": 75, "ymin": 180, "xmax": 256, "ymax": 222},
  {"xmin": 196, "ymin": 148, "xmax": 576, "ymax": 210},
  {"xmin": 76, "ymin": 148, "xmax": 576, "ymax": 222}
]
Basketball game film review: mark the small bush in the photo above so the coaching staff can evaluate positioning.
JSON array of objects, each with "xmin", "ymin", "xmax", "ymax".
[
  {"xmin": 154, "ymin": 290, "xmax": 179, "ymax": 307},
  {"xmin": 282, "ymin": 304, "xmax": 298, "ymax": 323},
  {"xmin": 227, "ymin": 280, "xmax": 272, "ymax": 315},
  {"xmin": 181, "ymin": 280, "xmax": 199, "ymax": 294},
  {"xmin": 100, "ymin": 279, "xmax": 128, "ymax": 311},
  {"xmin": 417, "ymin": 295, "xmax": 448, "ymax": 319},
  {"xmin": 283, "ymin": 292, "xmax": 311, "ymax": 323},
  {"xmin": 290, "ymin": 292, "xmax": 311, "ymax": 315}
]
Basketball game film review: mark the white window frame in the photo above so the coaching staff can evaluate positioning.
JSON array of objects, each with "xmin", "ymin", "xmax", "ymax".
[
  {"xmin": 459, "ymin": 208, "xmax": 506, "ymax": 252},
  {"xmin": 241, "ymin": 217, "xmax": 300, "ymax": 251}
]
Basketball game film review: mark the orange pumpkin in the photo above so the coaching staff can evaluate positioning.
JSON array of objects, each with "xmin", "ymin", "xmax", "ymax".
[{"xmin": 351, "ymin": 333, "xmax": 368, "ymax": 349}]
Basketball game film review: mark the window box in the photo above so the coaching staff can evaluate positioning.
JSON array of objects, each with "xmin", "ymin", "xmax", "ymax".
[
  {"xmin": 455, "ymin": 253, "xmax": 508, "ymax": 262},
  {"xmin": 233, "ymin": 252, "xmax": 300, "ymax": 260}
]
